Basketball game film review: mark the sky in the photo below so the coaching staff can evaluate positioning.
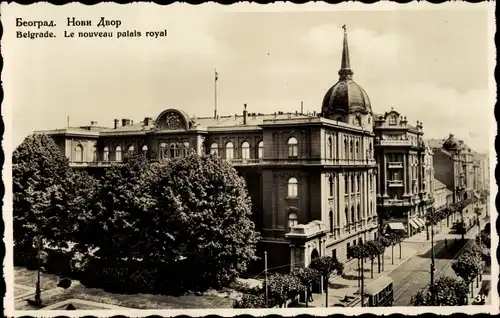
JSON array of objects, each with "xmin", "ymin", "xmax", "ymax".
[{"xmin": 1, "ymin": 2, "xmax": 496, "ymax": 153}]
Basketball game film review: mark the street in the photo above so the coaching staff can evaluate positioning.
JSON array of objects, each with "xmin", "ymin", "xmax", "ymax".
[{"xmin": 391, "ymin": 226, "xmax": 479, "ymax": 306}]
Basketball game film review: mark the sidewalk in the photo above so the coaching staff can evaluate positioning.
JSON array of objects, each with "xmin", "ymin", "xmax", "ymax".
[
  {"xmin": 307, "ymin": 216, "xmax": 462, "ymax": 308},
  {"xmin": 307, "ymin": 244, "xmax": 417, "ymax": 307}
]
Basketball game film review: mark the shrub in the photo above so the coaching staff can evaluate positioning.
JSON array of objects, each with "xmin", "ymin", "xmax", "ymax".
[{"xmin": 58, "ymin": 277, "xmax": 72, "ymax": 289}]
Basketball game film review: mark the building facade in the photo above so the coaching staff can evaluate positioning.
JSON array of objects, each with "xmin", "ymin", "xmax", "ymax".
[
  {"xmin": 373, "ymin": 109, "xmax": 428, "ymax": 237},
  {"xmin": 35, "ymin": 28, "xmax": 378, "ymax": 273}
]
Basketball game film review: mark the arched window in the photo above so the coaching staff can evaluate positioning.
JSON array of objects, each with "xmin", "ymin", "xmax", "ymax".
[
  {"xmin": 355, "ymin": 141, "xmax": 360, "ymax": 159},
  {"xmin": 225, "ymin": 142, "xmax": 234, "ymax": 160},
  {"xmin": 75, "ymin": 145, "xmax": 84, "ymax": 162},
  {"xmin": 159, "ymin": 142, "xmax": 167, "ymax": 159},
  {"xmin": 288, "ymin": 137, "xmax": 298, "ymax": 158},
  {"xmin": 344, "ymin": 174, "xmax": 349, "ymax": 194},
  {"xmin": 337, "ymin": 210, "xmax": 341, "ymax": 227},
  {"xmin": 288, "ymin": 212, "xmax": 298, "ymax": 231},
  {"xmin": 103, "ymin": 147, "xmax": 109, "ymax": 162},
  {"xmin": 258, "ymin": 141, "xmax": 264, "ymax": 159},
  {"xmin": 115, "ymin": 146, "xmax": 122, "ymax": 162},
  {"xmin": 142, "ymin": 145, "xmax": 148, "ymax": 156},
  {"xmin": 170, "ymin": 143, "xmax": 179, "ymax": 158},
  {"xmin": 357, "ymin": 204, "xmax": 361, "ymax": 221},
  {"xmin": 350, "ymin": 140, "xmax": 354, "ymax": 158},
  {"xmin": 128, "ymin": 145, "xmax": 135, "ymax": 155},
  {"xmin": 351, "ymin": 175, "xmax": 355, "ymax": 192},
  {"xmin": 329, "ymin": 210, "xmax": 334, "ymax": 233},
  {"xmin": 183, "ymin": 142, "xmax": 190, "ymax": 156},
  {"xmin": 288, "ymin": 177, "xmax": 298, "ymax": 198},
  {"xmin": 91, "ymin": 146, "xmax": 97, "ymax": 162},
  {"xmin": 329, "ymin": 174, "xmax": 335, "ymax": 197},
  {"xmin": 345, "ymin": 207, "xmax": 349, "ymax": 225},
  {"xmin": 210, "ymin": 143, "xmax": 218, "ymax": 156},
  {"xmin": 344, "ymin": 138, "xmax": 348, "ymax": 159},
  {"xmin": 389, "ymin": 115, "xmax": 397, "ymax": 125},
  {"xmin": 241, "ymin": 141, "xmax": 250, "ymax": 159},
  {"xmin": 351, "ymin": 206, "xmax": 355, "ymax": 224},
  {"xmin": 327, "ymin": 137, "xmax": 332, "ymax": 159},
  {"xmin": 357, "ymin": 175, "xmax": 361, "ymax": 192},
  {"xmin": 370, "ymin": 201, "xmax": 373, "ymax": 216}
]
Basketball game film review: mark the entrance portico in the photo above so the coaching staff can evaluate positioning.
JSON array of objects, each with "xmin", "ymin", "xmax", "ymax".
[{"xmin": 285, "ymin": 220, "xmax": 328, "ymax": 271}]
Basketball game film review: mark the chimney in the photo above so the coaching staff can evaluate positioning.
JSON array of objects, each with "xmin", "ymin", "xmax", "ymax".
[
  {"xmin": 144, "ymin": 117, "xmax": 153, "ymax": 126},
  {"xmin": 122, "ymin": 118, "xmax": 131, "ymax": 126},
  {"xmin": 243, "ymin": 103, "xmax": 248, "ymax": 125},
  {"xmin": 90, "ymin": 120, "xmax": 98, "ymax": 126},
  {"xmin": 301, "ymin": 101, "xmax": 304, "ymax": 114},
  {"xmin": 114, "ymin": 119, "xmax": 119, "ymax": 129}
]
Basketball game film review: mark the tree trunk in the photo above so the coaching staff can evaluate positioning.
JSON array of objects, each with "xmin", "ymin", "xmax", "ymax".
[
  {"xmin": 377, "ymin": 254, "xmax": 381, "ymax": 273},
  {"xmin": 305, "ymin": 287, "xmax": 308, "ymax": 308},
  {"xmin": 325, "ymin": 276, "xmax": 329, "ymax": 307},
  {"xmin": 382, "ymin": 248, "xmax": 385, "ymax": 271},
  {"xmin": 399, "ymin": 242, "xmax": 402, "ymax": 259},
  {"xmin": 370, "ymin": 258, "xmax": 374, "ymax": 279},
  {"xmin": 470, "ymin": 281, "xmax": 474, "ymax": 298},
  {"xmin": 357, "ymin": 259, "xmax": 360, "ymax": 287},
  {"xmin": 360, "ymin": 258, "xmax": 365, "ymax": 307},
  {"xmin": 391, "ymin": 246, "xmax": 394, "ymax": 265}
]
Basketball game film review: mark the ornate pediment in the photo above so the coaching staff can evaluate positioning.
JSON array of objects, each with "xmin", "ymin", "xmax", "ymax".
[{"xmin": 155, "ymin": 109, "xmax": 191, "ymax": 131}]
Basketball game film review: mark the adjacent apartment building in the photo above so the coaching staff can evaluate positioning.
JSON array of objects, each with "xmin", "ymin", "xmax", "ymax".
[
  {"xmin": 373, "ymin": 109, "xmax": 429, "ymax": 237},
  {"xmin": 34, "ymin": 28, "xmax": 379, "ymax": 273}
]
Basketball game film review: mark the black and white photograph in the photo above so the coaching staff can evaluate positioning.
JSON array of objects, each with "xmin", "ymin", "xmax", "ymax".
[{"xmin": 1, "ymin": 1, "xmax": 497, "ymax": 316}]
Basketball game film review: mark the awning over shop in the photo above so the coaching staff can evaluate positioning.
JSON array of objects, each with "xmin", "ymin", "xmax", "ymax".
[
  {"xmin": 387, "ymin": 222, "xmax": 406, "ymax": 231},
  {"xmin": 416, "ymin": 218, "xmax": 427, "ymax": 228},
  {"xmin": 409, "ymin": 219, "xmax": 420, "ymax": 230}
]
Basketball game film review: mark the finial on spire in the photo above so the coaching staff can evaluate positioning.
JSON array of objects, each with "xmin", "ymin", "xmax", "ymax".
[{"xmin": 338, "ymin": 25, "xmax": 354, "ymax": 80}]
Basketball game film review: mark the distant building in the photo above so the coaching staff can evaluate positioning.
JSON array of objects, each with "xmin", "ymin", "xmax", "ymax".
[
  {"xmin": 433, "ymin": 177, "xmax": 453, "ymax": 212},
  {"xmin": 373, "ymin": 109, "xmax": 428, "ymax": 237},
  {"xmin": 428, "ymin": 134, "xmax": 486, "ymax": 217},
  {"xmin": 35, "ymin": 28, "xmax": 379, "ymax": 273}
]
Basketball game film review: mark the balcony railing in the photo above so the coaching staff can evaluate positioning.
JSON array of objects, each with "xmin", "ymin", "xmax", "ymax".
[
  {"xmin": 378, "ymin": 140, "xmax": 412, "ymax": 146},
  {"xmin": 388, "ymin": 162, "xmax": 403, "ymax": 169},
  {"xmin": 388, "ymin": 180, "xmax": 404, "ymax": 187}
]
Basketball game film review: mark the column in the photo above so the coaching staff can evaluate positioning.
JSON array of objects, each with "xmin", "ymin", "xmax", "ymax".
[
  {"xmin": 403, "ymin": 153, "xmax": 408, "ymax": 195},
  {"xmin": 383, "ymin": 154, "xmax": 388, "ymax": 196}
]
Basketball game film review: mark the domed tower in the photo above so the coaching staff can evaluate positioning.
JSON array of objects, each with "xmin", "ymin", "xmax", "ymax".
[
  {"xmin": 321, "ymin": 26, "xmax": 373, "ymax": 131},
  {"xmin": 443, "ymin": 134, "xmax": 461, "ymax": 153}
]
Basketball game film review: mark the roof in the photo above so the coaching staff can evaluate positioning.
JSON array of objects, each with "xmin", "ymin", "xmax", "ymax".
[
  {"xmin": 433, "ymin": 178, "xmax": 447, "ymax": 190},
  {"xmin": 363, "ymin": 276, "xmax": 394, "ymax": 295},
  {"xmin": 427, "ymin": 138, "xmax": 445, "ymax": 149}
]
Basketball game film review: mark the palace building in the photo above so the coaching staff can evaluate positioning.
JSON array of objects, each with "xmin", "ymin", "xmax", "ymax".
[{"xmin": 36, "ymin": 28, "xmax": 379, "ymax": 273}]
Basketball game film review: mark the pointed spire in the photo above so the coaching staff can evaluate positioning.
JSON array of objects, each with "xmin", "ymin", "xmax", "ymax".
[{"xmin": 338, "ymin": 25, "xmax": 354, "ymax": 80}]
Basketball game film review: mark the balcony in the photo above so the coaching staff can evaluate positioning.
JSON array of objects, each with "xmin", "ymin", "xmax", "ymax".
[
  {"xmin": 388, "ymin": 180, "xmax": 404, "ymax": 187},
  {"xmin": 377, "ymin": 140, "xmax": 412, "ymax": 146},
  {"xmin": 228, "ymin": 158, "xmax": 262, "ymax": 166},
  {"xmin": 388, "ymin": 162, "xmax": 403, "ymax": 169}
]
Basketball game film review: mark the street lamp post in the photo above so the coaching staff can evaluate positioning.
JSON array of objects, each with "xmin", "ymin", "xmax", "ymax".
[{"xmin": 429, "ymin": 207, "xmax": 436, "ymax": 306}]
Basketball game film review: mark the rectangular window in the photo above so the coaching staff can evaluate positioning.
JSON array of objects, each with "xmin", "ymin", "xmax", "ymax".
[
  {"xmin": 332, "ymin": 249, "xmax": 337, "ymax": 261},
  {"xmin": 347, "ymin": 243, "xmax": 350, "ymax": 259}
]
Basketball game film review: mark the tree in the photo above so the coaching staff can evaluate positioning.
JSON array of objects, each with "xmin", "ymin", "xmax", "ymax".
[
  {"xmin": 291, "ymin": 267, "xmax": 320, "ymax": 307},
  {"xmin": 83, "ymin": 155, "xmax": 150, "ymax": 260},
  {"xmin": 233, "ymin": 293, "xmax": 267, "ymax": 308},
  {"xmin": 13, "ymin": 134, "xmax": 74, "ymax": 250},
  {"xmin": 13, "ymin": 134, "xmax": 75, "ymax": 305},
  {"xmin": 309, "ymin": 256, "xmax": 343, "ymax": 307},
  {"xmin": 347, "ymin": 244, "xmax": 370, "ymax": 306},
  {"xmin": 379, "ymin": 236, "xmax": 392, "ymax": 271},
  {"xmin": 452, "ymin": 249, "xmax": 484, "ymax": 299},
  {"xmin": 410, "ymin": 276, "xmax": 468, "ymax": 306},
  {"xmin": 264, "ymin": 273, "xmax": 301, "ymax": 308},
  {"xmin": 391, "ymin": 229, "xmax": 406, "ymax": 259},
  {"xmin": 365, "ymin": 240, "xmax": 384, "ymax": 278},
  {"xmin": 136, "ymin": 153, "xmax": 260, "ymax": 290}
]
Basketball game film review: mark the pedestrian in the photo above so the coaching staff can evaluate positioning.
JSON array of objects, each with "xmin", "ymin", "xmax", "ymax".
[{"xmin": 308, "ymin": 284, "xmax": 314, "ymax": 302}]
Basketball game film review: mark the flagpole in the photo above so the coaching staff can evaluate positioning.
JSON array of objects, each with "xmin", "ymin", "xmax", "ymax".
[{"xmin": 214, "ymin": 69, "xmax": 218, "ymax": 119}]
